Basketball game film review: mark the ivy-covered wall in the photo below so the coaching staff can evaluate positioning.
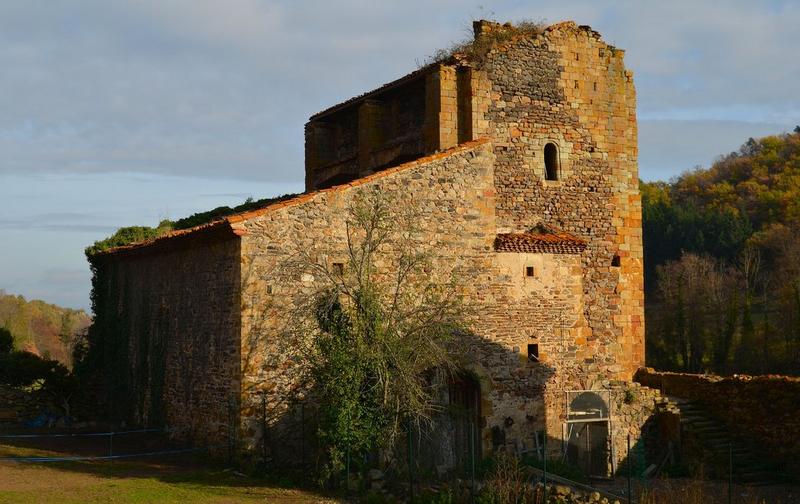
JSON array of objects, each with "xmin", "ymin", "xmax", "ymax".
[{"xmin": 90, "ymin": 235, "xmax": 241, "ymax": 445}]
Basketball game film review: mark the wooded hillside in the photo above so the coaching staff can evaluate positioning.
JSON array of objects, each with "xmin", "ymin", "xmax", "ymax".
[
  {"xmin": 0, "ymin": 291, "xmax": 91, "ymax": 366},
  {"xmin": 643, "ymin": 128, "xmax": 800, "ymax": 375}
]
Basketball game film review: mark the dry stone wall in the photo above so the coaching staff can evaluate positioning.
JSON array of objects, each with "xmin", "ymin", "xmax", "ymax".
[
  {"xmin": 0, "ymin": 385, "xmax": 44, "ymax": 421},
  {"xmin": 636, "ymin": 368, "xmax": 800, "ymax": 471}
]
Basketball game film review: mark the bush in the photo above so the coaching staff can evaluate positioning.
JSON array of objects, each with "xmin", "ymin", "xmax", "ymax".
[
  {"xmin": 624, "ymin": 389, "xmax": 639, "ymax": 404},
  {"xmin": 0, "ymin": 350, "xmax": 79, "ymax": 416},
  {"xmin": 0, "ymin": 327, "xmax": 13, "ymax": 354},
  {"xmin": 478, "ymin": 453, "xmax": 539, "ymax": 504},
  {"xmin": 0, "ymin": 351, "xmax": 62, "ymax": 387},
  {"xmin": 85, "ymin": 221, "xmax": 173, "ymax": 255},
  {"xmin": 426, "ymin": 19, "xmax": 545, "ymax": 68}
]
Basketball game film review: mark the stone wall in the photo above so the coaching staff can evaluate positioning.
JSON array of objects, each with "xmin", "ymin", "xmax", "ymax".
[
  {"xmin": 90, "ymin": 235, "xmax": 242, "ymax": 446},
  {"xmin": 609, "ymin": 381, "xmax": 678, "ymax": 475},
  {"xmin": 236, "ymin": 139, "xmax": 604, "ymax": 461},
  {"xmin": 635, "ymin": 368, "xmax": 800, "ymax": 469},
  {"xmin": 481, "ymin": 22, "xmax": 642, "ymax": 383},
  {"xmin": 0, "ymin": 384, "xmax": 44, "ymax": 422},
  {"xmin": 238, "ymin": 140, "xmax": 498, "ymax": 458},
  {"xmin": 468, "ymin": 22, "xmax": 642, "ymax": 446},
  {"xmin": 236, "ymin": 135, "xmax": 649, "ymax": 472}
]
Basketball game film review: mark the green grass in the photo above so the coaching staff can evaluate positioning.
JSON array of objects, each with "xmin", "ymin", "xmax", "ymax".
[{"xmin": 0, "ymin": 445, "xmax": 340, "ymax": 503}]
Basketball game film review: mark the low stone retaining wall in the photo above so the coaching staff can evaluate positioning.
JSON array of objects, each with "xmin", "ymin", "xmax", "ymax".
[
  {"xmin": 610, "ymin": 381, "xmax": 680, "ymax": 475},
  {"xmin": 0, "ymin": 384, "xmax": 45, "ymax": 423},
  {"xmin": 635, "ymin": 367, "xmax": 800, "ymax": 468}
]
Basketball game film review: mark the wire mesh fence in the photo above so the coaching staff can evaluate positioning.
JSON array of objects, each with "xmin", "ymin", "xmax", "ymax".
[{"xmin": 0, "ymin": 427, "xmax": 224, "ymax": 463}]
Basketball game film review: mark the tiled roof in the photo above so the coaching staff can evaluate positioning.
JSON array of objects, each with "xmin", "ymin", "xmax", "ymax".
[
  {"xmin": 494, "ymin": 231, "xmax": 587, "ymax": 255},
  {"xmin": 93, "ymin": 138, "xmax": 492, "ymax": 258}
]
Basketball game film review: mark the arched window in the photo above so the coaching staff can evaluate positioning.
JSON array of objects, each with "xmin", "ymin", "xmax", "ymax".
[{"xmin": 544, "ymin": 143, "xmax": 559, "ymax": 180}]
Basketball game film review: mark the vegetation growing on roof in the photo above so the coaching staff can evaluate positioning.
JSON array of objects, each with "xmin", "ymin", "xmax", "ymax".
[
  {"xmin": 424, "ymin": 19, "xmax": 545, "ymax": 68},
  {"xmin": 84, "ymin": 221, "xmax": 174, "ymax": 257},
  {"xmin": 84, "ymin": 193, "xmax": 299, "ymax": 256},
  {"xmin": 170, "ymin": 193, "xmax": 299, "ymax": 230}
]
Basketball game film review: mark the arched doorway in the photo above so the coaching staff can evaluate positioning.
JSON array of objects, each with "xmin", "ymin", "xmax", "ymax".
[
  {"xmin": 565, "ymin": 391, "xmax": 611, "ymax": 478},
  {"xmin": 419, "ymin": 370, "xmax": 483, "ymax": 473},
  {"xmin": 448, "ymin": 372, "xmax": 482, "ymax": 465}
]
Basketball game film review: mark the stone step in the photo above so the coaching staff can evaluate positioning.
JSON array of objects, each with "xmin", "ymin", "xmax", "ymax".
[
  {"xmin": 690, "ymin": 424, "xmax": 727, "ymax": 432},
  {"xmin": 670, "ymin": 397, "xmax": 790, "ymax": 484},
  {"xmin": 736, "ymin": 471, "xmax": 782, "ymax": 483},
  {"xmin": 693, "ymin": 431, "xmax": 730, "ymax": 439}
]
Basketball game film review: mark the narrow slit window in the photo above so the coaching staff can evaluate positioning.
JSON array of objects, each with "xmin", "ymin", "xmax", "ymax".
[
  {"xmin": 528, "ymin": 344, "xmax": 539, "ymax": 362},
  {"xmin": 544, "ymin": 143, "xmax": 559, "ymax": 181},
  {"xmin": 525, "ymin": 266, "xmax": 535, "ymax": 277}
]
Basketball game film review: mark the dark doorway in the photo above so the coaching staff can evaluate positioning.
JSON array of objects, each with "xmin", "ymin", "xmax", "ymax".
[
  {"xmin": 565, "ymin": 391, "xmax": 611, "ymax": 478},
  {"xmin": 566, "ymin": 421, "xmax": 610, "ymax": 477},
  {"xmin": 448, "ymin": 373, "xmax": 482, "ymax": 466}
]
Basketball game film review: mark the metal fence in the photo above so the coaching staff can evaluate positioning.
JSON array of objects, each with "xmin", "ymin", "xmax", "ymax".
[{"xmin": 0, "ymin": 427, "xmax": 223, "ymax": 463}]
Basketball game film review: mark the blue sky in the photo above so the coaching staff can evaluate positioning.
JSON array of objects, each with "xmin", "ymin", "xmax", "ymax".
[{"xmin": 1, "ymin": 1, "xmax": 798, "ymax": 310}]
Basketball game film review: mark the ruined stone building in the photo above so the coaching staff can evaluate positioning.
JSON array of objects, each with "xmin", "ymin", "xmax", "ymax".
[{"xmin": 90, "ymin": 21, "xmax": 668, "ymax": 477}]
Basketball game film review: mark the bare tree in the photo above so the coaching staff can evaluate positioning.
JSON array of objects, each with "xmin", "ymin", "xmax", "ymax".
[{"xmin": 259, "ymin": 190, "xmax": 469, "ymax": 476}]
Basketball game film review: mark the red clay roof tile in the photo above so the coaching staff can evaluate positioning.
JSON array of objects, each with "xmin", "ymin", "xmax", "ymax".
[{"xmin": 494, "ymin": 232, "xmax": 587, "ymax": 255}]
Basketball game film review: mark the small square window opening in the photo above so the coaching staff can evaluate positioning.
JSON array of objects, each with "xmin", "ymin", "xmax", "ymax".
[
  {"xmin": 332, "ymin": 262, "xmax": 344, "ymax": 275},
  {"xmin": 525, "ymin": 266, "xmax": 535, "ymax": 277},
  {"xmin": 611, "ymin": 255, "xmax": 621, "ymax": 267},
  {"xmin": 527, "ymin": 344, "xmax": 539, "ymax": 362}
]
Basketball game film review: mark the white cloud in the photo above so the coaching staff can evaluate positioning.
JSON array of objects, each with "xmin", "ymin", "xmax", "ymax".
[{"xmin": 1, "ymin": 1, "xmax": 796, "ymax": 181}]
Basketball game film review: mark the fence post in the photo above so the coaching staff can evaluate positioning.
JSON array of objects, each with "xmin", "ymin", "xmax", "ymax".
[
  {"xmin": 261, "ymin": 394, "xmax": 268, "ymax": 465},
  {"xmin": 227, "ymin": 396, "xmax": 236, "ymax": 465},
  {"xmin": 300, "ymin": 403, "xmax": 305, "ymax": 469},
  {"xmin": 543, "ymin": 433, "xmax": 548, "ymax": 501},
  {"xmin": 109, "ymin": 431, "xmax": 114, "ymax": 457},
  {"xmin": 469, "ymin": 420, "xmax": 475, "ymax": 504},
  {"xmin": 345, "ymin": 444, "xmax": 351, "ymax": 494},
  {"xmin": 409, "ymin": 422, "xmax": 414, "ymax": 503},
  {"xmin": 627, "ymin": 434, "xmax": 633, "ymax": 504},
  {"xmin": 728, "ymin": 443, "xmax": 733, "ymax": 504}
]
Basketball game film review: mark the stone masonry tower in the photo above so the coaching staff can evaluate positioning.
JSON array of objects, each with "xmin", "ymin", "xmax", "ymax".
[
  {"xmin": 303, "ymin": 20, "xmax": 643, "ymax": 466},
  {"xmin": 304, "ymin": 19, "xmax": 643, "ymax": 378}
]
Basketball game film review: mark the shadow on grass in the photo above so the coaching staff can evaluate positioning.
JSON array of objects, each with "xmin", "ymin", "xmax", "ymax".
[{"xmin": 0, "ymin": 430, "xmax": 338, "ymax": 501}]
